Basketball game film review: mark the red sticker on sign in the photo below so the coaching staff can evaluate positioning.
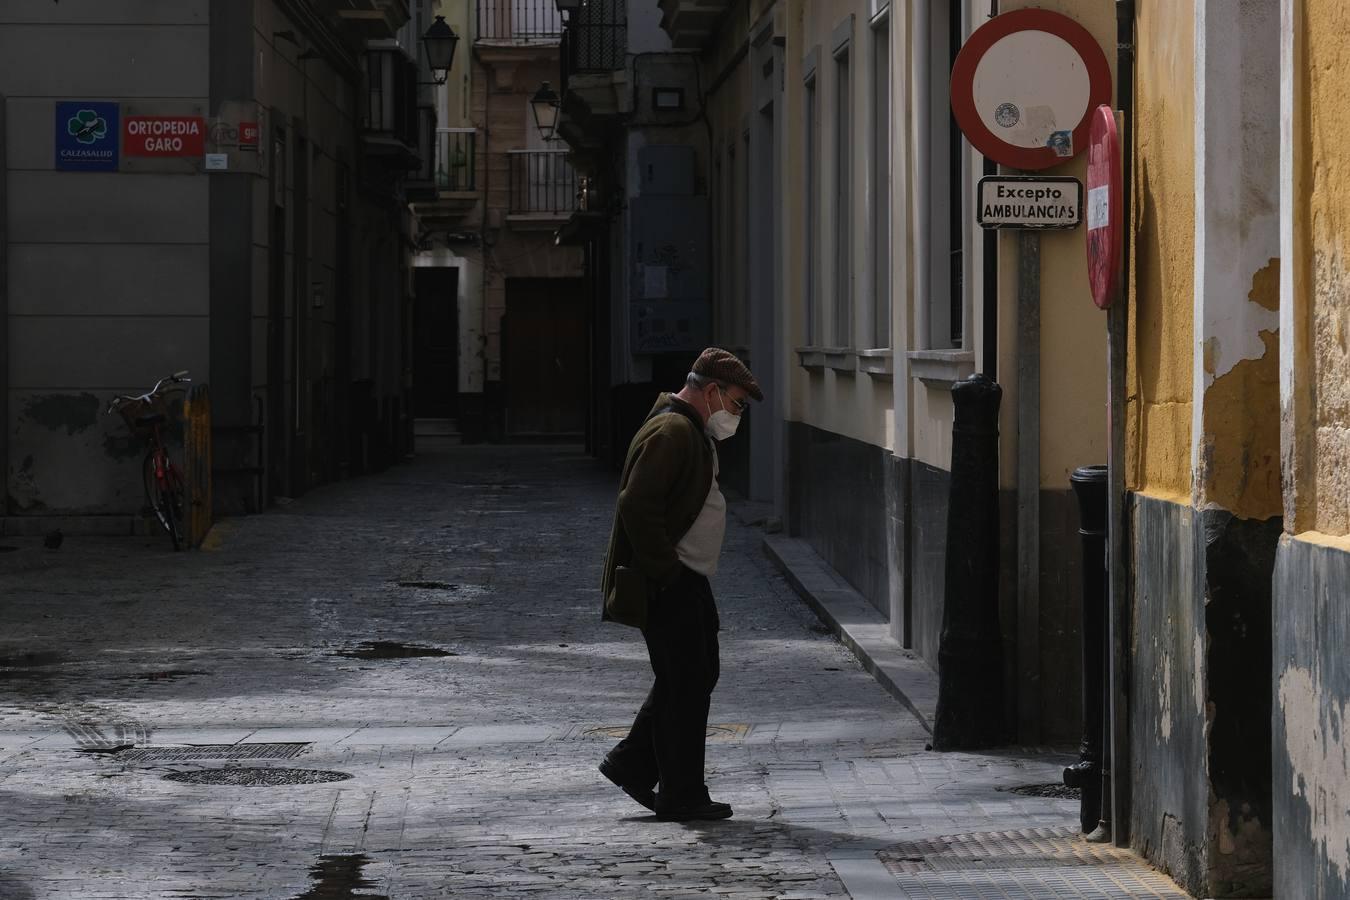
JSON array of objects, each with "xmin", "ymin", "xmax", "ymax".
[
  {"xmin": 239, "ymin": 122, "xmax": 260, "ymax": 150},
  {"xmin": 124, "ymin": 116, "xmax": 206, "ymax": 157}
]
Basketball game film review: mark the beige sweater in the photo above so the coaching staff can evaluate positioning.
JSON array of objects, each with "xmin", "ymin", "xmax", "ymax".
[{"xmin": 675, "ymin": 441, "xmax": 726, "ymax": 577}]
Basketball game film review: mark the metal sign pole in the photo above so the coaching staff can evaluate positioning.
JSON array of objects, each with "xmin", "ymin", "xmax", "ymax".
[{"xmin": 1015, "ymin": 228, "xmax": 1040, "ymax": 742}]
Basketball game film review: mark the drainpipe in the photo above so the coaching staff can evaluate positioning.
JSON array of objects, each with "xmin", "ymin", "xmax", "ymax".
[
  {"xmin": 0, "ymin": 95, "xmax": 7, "ymax": 517},
  {"xmin": 1109, "ymin": 0, "xmax": 1134, "ymax": 849}
]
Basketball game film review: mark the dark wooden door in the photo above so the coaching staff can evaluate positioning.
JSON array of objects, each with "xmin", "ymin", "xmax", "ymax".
[
  {"xmin": 503, "ymin": 278, "xmax": 587, "ymax": 438},
  {"xmin": 413, "ymin": 267, "xmax": 459, "ymax": 419}
]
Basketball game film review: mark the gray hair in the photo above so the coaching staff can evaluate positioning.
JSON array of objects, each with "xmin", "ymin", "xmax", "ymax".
[{"xmin": 686, "ymin": 372, "xmax": 723, "ymax": 391}]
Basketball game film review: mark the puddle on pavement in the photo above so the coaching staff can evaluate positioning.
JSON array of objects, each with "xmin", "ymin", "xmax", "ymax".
[
  {"xmin": 0, "ymin": 546, "xmax": 18, "ymax": 552},
  {"xmin": 165, "ymin": 767, "xmax": 352, "ymax": 786},
  {"xmin": 130, "ymin": 670, "xmax": 209, "ymax": 683},
  {"xmin": 395, "ymin": 580, "xmax": 459, "ymax": 590},
  {"xmin": 291, "ymin": 854, "xmax": 389, "ymax": 900},
  {"xmin": 0, "ymin": 651, "xmax": 65, "ymax": 668},
  {"xmin": 334, "ymin": 642, "xmax": 456, "ymax": 660}
]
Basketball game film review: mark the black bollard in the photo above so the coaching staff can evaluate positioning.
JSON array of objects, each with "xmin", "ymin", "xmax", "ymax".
[
  {"xmin": 932, "ymin": 373, "xmax": 1004, "ymax": 751},
  {"xmin": 1063, "ymin": 465, "xmax": 1109, "ymax": 838}
]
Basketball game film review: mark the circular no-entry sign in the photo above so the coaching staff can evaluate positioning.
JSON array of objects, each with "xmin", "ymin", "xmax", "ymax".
[
  {"xmin": 951, "ymin": 9, "xmax": 1112, "ymax": 171},
  {"xmin": 1086, "ymin": 105, "xmax": 1122, "ymax": 309}
]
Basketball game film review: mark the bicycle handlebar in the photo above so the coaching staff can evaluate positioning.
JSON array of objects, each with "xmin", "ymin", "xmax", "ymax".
[{"xmin": 106, "ymin": 370, "xmax": 192, "ymax": 414}]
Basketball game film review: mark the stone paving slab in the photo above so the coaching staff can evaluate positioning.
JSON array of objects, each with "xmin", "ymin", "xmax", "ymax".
[{"xmin": 0, "ymin": 445, "xmax": 1177, "ymax": 899}]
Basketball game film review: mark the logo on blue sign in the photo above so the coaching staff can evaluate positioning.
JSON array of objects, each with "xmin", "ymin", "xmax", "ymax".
[{"xmin": 55, "ymin": 102, "xmax": 119, "ymax": 172}]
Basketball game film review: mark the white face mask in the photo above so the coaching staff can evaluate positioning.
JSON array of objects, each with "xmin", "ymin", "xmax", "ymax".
[{"xmin": 707, "ymin": 389, "xmax": 741, "ymax": 441}]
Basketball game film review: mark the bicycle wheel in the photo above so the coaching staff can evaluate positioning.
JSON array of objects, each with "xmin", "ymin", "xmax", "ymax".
[{"xmin": 143, "ymin": 452, "xmax": 184, "ymax": 551}]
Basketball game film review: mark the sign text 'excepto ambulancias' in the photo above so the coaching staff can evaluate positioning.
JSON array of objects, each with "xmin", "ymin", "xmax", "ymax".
[{"xmin": 976, "ymin": 176, "xmax": 1083, "ymax": 230}]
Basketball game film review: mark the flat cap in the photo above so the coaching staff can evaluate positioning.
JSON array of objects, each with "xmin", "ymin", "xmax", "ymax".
[{"xmin": 692, "ymin": 347, "xmax": 763, "ymax": 402}]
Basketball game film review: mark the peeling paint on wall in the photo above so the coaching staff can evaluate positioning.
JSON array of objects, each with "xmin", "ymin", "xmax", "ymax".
[
  {"xmin": 1158, "ymin": 641, "xmax": 1173, "ymax": 741},
  {"xmin": 19, "ymin": 393, "xmax": 100, "ymax": 436},
  {"xmin": 1199, "ymin": 328, "xmax": 1282, "ymax": 519},
  {"xmin": 10, "ymin": 391, "xmax": 148, "ymax": 514},
  {"xmin": 1278, "ymin": 663, "xmax": 1350, "ymax": 884}
]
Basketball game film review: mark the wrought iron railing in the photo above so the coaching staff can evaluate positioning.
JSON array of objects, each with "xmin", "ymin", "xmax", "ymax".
[
  {"xmin": 561, "ymin": 0, "xmax": 627, "ymax": 84},
  {"xmin": 436, "ymin": 128, "xmax": 477, "ymax": 192},
  {"xmin": 507, "ymin": 150, "xmax": 578, "ymax": 215},
  {"xmin": 477, "ymin": 0, "xmax": 564, "ymax": 41}
]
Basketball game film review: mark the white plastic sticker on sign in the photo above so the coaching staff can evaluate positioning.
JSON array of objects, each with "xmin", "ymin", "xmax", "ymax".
[{"xmin": 1087, "ymin": 185, "xmax": 1109, "ymax": 230}]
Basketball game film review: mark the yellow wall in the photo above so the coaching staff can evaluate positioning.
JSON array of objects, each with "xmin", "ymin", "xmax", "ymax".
[
  {"xmin": 1306, "ymin": 0, "xmax": 1350, "ymax": 536},
  {"xmin": 1127, "ymin": 0, "xmax": 1194, "ymax": 500},
  {"xmin": 784, "ymin": 0, "xmax": 894, "ymax": 450},
  {"xmin": 996, "ymin": 0, "xmax": 1114, "ymax": 490}
]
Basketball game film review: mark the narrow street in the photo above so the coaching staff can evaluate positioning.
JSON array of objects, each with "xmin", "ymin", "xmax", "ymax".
[{"xmin": 1, "ymin": 446, "xmax": 1165, "ymax": 899}]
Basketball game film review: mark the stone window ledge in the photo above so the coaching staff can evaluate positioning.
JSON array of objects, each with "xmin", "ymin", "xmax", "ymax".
[
  {"xmin": 857, "ymin": 348, "xmax": 894, "ymax": 379},
  {"xmin": 907, "ymin": 349, "xmax": 974, "ymax": 389},
  {"xmin": 797, "ymin": 346, "xmax": 857, "ymax": 374}
]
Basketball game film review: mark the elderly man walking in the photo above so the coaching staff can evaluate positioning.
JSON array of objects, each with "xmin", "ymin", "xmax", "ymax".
[{"xmin": 598, "ymin": 348, "xmax": 763, "ymax": 821}]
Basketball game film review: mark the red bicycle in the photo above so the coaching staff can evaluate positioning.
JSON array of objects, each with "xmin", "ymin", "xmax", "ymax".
[{"xmin": 108, "ymin": 371, "xmax": 191, "ymax": 550}]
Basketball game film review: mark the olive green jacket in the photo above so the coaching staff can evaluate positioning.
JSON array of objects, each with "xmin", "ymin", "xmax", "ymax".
[{"xmin": 600, "ymin": 393, "xmax": 715, "ymax": 623}]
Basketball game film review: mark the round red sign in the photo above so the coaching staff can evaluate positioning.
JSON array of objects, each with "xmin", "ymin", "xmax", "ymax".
[
  {"xmin": 950, "ymin": 9, "xmax": 1112, "ymax": 171},
  {"xmin": 1086, "ymin": 105, "xmax": 1122, "ymax": 309}
]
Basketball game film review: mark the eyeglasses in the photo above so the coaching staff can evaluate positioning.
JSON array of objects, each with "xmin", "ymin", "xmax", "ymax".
[{"xmin": 719, "ymin": 388, "xmax": 748, "ymax": 414}]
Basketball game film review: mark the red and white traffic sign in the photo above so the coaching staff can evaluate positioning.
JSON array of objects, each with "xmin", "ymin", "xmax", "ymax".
[
  {"xmin": 951, "ymin": 9, "xmax": 1112, "ymax": 171},
  {"xmin": 1086, "ymin": 105, "xmax": 1122, "ymax": 309}
]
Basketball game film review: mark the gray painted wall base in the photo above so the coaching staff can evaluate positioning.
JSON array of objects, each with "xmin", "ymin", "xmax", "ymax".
[
  {"xmin": 764, "ymin": 534, "xmax": 937, "ymax": 733},
  {"xmin": 1273, "ymin": 534, "xmax": 1350, "ymax": 900},
  {"xmin": 1130, "ymin": 493, "xmax": 1278, "ymax": 897}
]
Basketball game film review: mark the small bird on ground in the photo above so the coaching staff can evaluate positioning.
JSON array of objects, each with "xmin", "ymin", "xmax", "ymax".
[{"xmin": 43, "ymin": 529, "xmax": 63, "ymax": 550}]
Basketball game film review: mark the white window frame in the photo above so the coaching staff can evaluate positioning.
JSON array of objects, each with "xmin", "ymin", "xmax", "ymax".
[
  {"xmin": 832, "ymin": 16, "xmax": 854, "ymax": 349},
  {"xmin": 803, "ymin": 48, "xmax": 820, "ymax": 347},
  {"xmin": 869, "ymin": 7, "xmax": 892, "ymax": 350}
]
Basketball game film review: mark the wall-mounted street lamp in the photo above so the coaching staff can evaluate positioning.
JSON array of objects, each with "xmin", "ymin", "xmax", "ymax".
[
  {"xmin": 421, "ymin": 15, "xmax": 459, "ymax": 85},
  {"xmin": 531, "ymin": 82, "xmax": 561, "ymax": 141}
]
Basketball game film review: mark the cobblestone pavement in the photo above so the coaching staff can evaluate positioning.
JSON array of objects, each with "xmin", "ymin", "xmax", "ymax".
[{"xmin": 0, "ymin": 445, "xmax": 1121, "ymax": 899}]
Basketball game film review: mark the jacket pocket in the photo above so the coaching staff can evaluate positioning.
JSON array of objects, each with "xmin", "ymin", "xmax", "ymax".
[{"xmin": 605, "ymin": 565, "xmax": 649, "ymax": 630}]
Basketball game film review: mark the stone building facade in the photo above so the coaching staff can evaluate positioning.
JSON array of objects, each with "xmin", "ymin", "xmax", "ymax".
[{"xmin": 1, "ymin": 0, "xmax": 428, "ymax": 527}]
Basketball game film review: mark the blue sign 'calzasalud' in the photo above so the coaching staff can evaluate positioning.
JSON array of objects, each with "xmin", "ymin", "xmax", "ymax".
[{"xmin": 55, "ymin": 102, "xmax": 119, "ymax": 171}]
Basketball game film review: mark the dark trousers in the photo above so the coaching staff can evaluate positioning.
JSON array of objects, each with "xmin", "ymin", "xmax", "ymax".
[{"xmin": 607, "ymin": 565, "xmax": 720, "ymax": 805}]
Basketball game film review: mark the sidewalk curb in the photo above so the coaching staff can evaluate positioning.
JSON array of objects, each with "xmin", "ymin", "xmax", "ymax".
[{"xmin": 763, "ymin": 534, "xmax": 937, "ymax": 735}]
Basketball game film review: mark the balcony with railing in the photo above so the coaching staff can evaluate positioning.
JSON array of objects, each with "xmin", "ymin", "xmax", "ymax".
[
  {"xmin": 437, "ymin": 129, "xmax": 478, "ymax": 192},
  {"xmin": 477, "ymin": 0, "xmax": 564, "ymax": 44},
  {"xmin": 560, "ymin": 0, "xmax": 626, "ymax": 86},
  {"xmin": 507, "ymin": 150, "xmax": 578, "ymax": 226},
  {"xmin": 412, "ymin": 128, "xmax": 480, "ymax": 225}
]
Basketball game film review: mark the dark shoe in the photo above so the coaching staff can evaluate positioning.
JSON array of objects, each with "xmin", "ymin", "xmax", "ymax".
[
  {"xmin": 598, "ymin": 757, "xmax": 656, "ymax": 811},
  {"xmin": 653, "ymin": 799, "xmax": 733, "ymax": 822}
]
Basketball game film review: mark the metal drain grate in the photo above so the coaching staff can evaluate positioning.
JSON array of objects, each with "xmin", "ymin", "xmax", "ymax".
[
  {"xmin": 998, "ymin": 782, "xmax": 1081, "ymax": 799},
  {"xmin": 117, "ymin": 743, "xmax": 309, "ymax": 763},
  {"xmin": 164, "ymin": 767, "xmax": 351, "ymax": 786},
  {"xmin": 880, "ymin": 827, "xmax": 1190, "ymax": 898}
]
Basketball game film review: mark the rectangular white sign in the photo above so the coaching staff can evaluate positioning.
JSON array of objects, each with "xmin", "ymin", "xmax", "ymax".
[
  {"xmin": 977, "ymin": 177, "xmax": 1082, "ymax": 230},
  {"xmin": 1087, "ymin": 185, "xmax": 1110, "ymax": 230}
]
